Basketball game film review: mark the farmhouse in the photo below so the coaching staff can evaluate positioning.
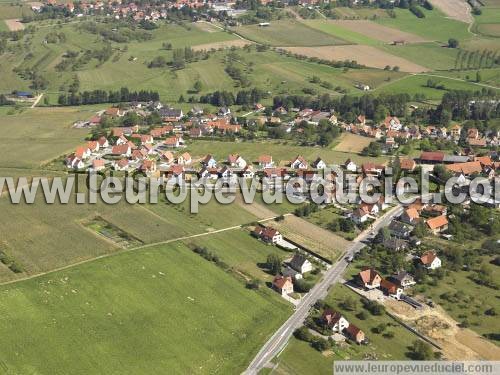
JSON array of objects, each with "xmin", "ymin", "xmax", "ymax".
[
  {"xmin": 272, "ymin": 276, "xmax": 293, "ymax": 296},
  {"xmin": 419, "ymin": 151, "xmax": 445, "ymax": 164},
  {"xmin": 401, "ymin": 207, "xmax": 420, "ymax": 225}
]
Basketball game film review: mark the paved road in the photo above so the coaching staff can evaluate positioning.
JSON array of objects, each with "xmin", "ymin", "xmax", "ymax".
[{"xmin": 244, "ymin": 204, "xmax": 404, "ymax": 374}]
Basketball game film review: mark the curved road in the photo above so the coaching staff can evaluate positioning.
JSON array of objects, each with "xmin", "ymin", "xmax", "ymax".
[{"xmin": 244, "ymin": 204, "xmax": 404, "ymax": 374}]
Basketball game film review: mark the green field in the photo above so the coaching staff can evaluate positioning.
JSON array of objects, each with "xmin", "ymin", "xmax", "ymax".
[
  {"xmin": 0, "ymin": 3, "xmax": 32, "ymax": 20},
  {"xmin": 376, "ymin": 8, "xmax": 472, "ymax": 43},
  {"xmin": 473, "ymin": 3, "xmax": 500, "ymax": 37},
  {"xmin": 0, "ymin": 107, "xmax": 97, "ymax": 168},
  {"xmin": 380, "ymin": 43, "xmax": 460, "ymax": 71},
  {"xmin": 184, "ymin": 228, "xmax": 290, "ymax": 282},
  {"xmin": 375, "ymin": 73, "xmax": 500, "ymax": 100},
  {"xmin": 0, "ymin": 242, "xmax": 291, "ymax": 374},
  {"xmin": 303, "ymin": 19, "xmax": 380, "ymax": 46},
  {"xmin": 231, "ymin": 20, "xmax": 349, "ymax": 46}
]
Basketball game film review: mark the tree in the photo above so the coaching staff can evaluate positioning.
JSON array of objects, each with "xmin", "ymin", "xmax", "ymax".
[
  {"xmin": 475, "ymin": 71, "xmax": 482, "ymax": 83},
  {"xmin": 193, "ymin": 80, "xmax": 203, "ymax": 93},
  {"xmin": 266, "ymin": 254, "xmax": 282, "ymax": 275},
  {"xmin": 448, "ymin": 38, "xmax": 459, "ymax": 48},
  {"xmin": 411, "ymin": 340, "xmax": 434, "ymax": 360}
]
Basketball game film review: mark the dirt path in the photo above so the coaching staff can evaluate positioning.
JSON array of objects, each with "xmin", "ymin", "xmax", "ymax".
[
  {"xmin": 386, "ymin": 299, "xmax": 500, "ymax": 360},
  {"xmin": 30, "ymin": 93, "xmax": 43, "ymax": 108}
]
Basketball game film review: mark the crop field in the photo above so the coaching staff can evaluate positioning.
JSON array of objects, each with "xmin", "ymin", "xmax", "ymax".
[
  {"xmin": 376, "ymin": 8, "xmax": 472, "ymax": 43},
  {"xmin": 0, "ymin": 107, "xmax": 97, "ymax": 169},
  {"xmin": 334, "ymin": 133, "xmax": 374, "ymax": 153},
  {"xmin": 232, "ymin": 20, "xmax": 349, "ymax": 46},
  {"xmin": 329, "ymin": 20, "xmax": 429, "ymax": 44},
  {"xmin": 281, "ymin": 45, "xmax": 429, "ymax": 73},
  {"xmin": 0, "ymin": 242, "xmax": 291, "ymax": 374},
  {"xmin": 302, "ymin": 19, "xmax": 381, "ymax": 46},
  {"xmin": 0, "ymin": 4, "xmax": 32, "ymax": 19},
  {"xmin": 473, "ymin": 5, "xmax": 500, "ymax": 38},
  {"xmin": 339, "ymin": 69, "xmax": 407, "ymax": 89},
  {"xmin": 191, "ymin": 39, "xmax": 252, "ymax": 51},
  {"xmin": 380, "ymin": 42, "xmax": 460, "ymax": 71}
]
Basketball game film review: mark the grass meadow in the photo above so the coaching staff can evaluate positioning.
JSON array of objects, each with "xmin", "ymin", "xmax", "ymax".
[
  {"xmin": 0, "ymin": 242, "xmax": 291, "ymax": 374},
  {"xmin": 376, "ymin": 8, "xmax": 472, "ymax": 43}
]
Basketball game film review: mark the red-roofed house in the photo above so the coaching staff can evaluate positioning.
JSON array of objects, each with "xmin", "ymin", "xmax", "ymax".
[
  {"xmin": 272, "ymin": 276, "xmax": 293, "ymax": 296},
  {"xmin": 380, "ymin": 279, "xmax": 403, "ymax": 299},
  {"xmin": 426, "ymin": 215, "xmax": 448, "ymax": 234},
  {"xmin": 420, "ymin": 250, "xmax": 441, "ymax": 269},
  {"xmin": 322, "ymin": 309, "xmax": 349, "ymax": 332},
  {"xmin": 357, "ymin": 268, "xmax": 382, "ymax": 289}
]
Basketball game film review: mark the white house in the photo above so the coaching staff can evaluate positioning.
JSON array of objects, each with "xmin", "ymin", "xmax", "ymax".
[
  {"xmin": 420, "ymin": 251, "xmax": 441, "ymax": 270},
  {"xmin": 322, "ymin": 309, "xmax": 350, "ymax": 333},
  {"xmin": 290, "ymin": 155, "xmax": 308, "ymax": 169},
  {"xmin": 312, "ymin": 157, "xmax": 327, "ymax": 170},
  {"xmin": 290, "ymin": 253, "xmax": 313, "ymax": 274},
  {"xmin": 344, "ymin": 159, "xmax": 357, "ymax": 172},
  {"xmin": 201, "ymin": 154, "xmax": 217, "ymax": 168}
]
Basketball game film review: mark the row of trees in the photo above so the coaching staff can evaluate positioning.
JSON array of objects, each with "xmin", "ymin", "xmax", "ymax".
[
  {"xmin": 454, "ymin": 49, "xmax": 498, "ymax": 71},
  {"xmin": 57, "ymin": 88, "xmax": 159, "ymax": 106}
]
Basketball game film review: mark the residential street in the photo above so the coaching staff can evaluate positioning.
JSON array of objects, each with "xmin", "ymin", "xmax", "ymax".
[{"xmin": 244, "ymin": 204, "xmax": 404, "ymax": 374}]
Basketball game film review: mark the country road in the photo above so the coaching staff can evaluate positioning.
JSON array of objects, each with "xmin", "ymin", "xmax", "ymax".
[{"xmin": 244, "ymin": 204, "xmax": 404, "ymax": 374}]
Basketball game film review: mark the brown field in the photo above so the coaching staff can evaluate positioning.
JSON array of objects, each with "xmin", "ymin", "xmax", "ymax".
[
  {"xmin": 270, "ymin": 216, "xmax": 350, "ymax": 261},
  {"xmin": 333, "ymin": 20, "xmax": 429, "ymax": 43},
  {"xmin": 192, "ymin": 39, "xmax": 252, "ymax": 51},
  {"xmin": 334, "ymin": 133, "xmax": 374, "ymax": 153},
  {"xmin": 5, "ymin": 19, "xmax": 24, "ymax": 31},
  {"xmin": 429, "ymin": 0, "xmax": 473, "ymax": 24},
  {"xmin": 193, "ymin": 21, "xmax": 220, "ymax": 33},
  {"xmin": 282, "ymin": 45, "xmax": 429, "ymax": 73},
  {"xmin": 386, "ymin": 300, "xmax": 500, "ymax": 360}
]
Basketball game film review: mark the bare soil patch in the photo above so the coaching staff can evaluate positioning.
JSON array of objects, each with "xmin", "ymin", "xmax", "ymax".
[
  {"xmin": 333, "ymin": 20, "xmax": 429, "ymax": 43},
  {"xmin": 282, "ymin": 45, "xmax": 429, "ymax": 73},
  {"xmin": 429, "ymin": 0, "xmax": 473, "ymax": 24},
  {"xmin": 334, "ymin": 133, "xmax": 373, "ymax": 153},
  {"xmin": 385, "ymin": 299, "xmax": 500, "ymax": 360},
  {"xmin": 5, "ymin": 19, "xmax": 24, "ymax": 31},
  {"xmin": 192, "ymin": 39, "xmax": 252, "ymax": 51}
]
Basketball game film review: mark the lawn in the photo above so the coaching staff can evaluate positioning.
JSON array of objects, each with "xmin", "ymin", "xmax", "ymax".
[
  {"xmin": 0, "ymin": 242, "xmax": 291, "ymax": 374},
  {"xmin": 231, "ymin": 20, "xmax": 349, "ymax": 46},
  {"xmin": 272, "ymin": 284, "xmax": 422, "ymax": 374},
  {"xmin": 183, "ymin": 228, "xmax": 291, "ymax": 282},
  {"xmin": 376, "ymin": 8, "xmax": 472, "ymax": 43}
]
